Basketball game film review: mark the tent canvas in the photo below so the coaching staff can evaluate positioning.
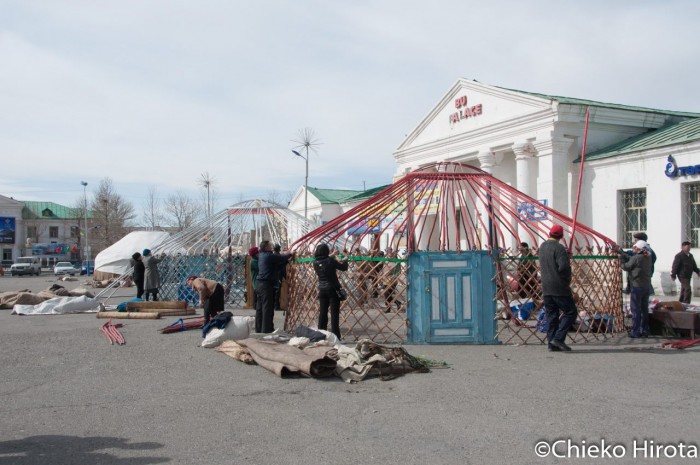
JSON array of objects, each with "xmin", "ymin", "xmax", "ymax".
[{"xmin": 95, "ymin": 231, "xmax": 171, "ymax": 275}]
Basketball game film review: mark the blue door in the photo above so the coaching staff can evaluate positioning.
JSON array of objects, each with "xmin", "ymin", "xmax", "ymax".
[{"xmin": 407, "ymin": 251, "xmax": 498, "ymax": 344}]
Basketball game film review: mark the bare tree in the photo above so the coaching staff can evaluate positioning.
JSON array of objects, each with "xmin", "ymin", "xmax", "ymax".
[
  {"xmin": 90, "ymin": 178, "xmax": 136, "ymax": 250},
  {"xmin": 70, "ymin": 196, "xmax": 90, "ymax": 257},
  {"xmin": 142, "ymin": 186, "xmax": 165, "ymax": 230},
  {"xmin": 164, "ymin": 191, "xmax": 200, "ymax": 231},
  {"xmin": 264, "ymin": 190, "xmax": 294, "ymax": 207}
]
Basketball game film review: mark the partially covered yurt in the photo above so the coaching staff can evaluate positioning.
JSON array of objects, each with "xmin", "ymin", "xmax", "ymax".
[
  {"xmin": 151, "ymin": 199, "xmax": 311, "ymax": 308},
  {"xmin": 286, "ymin": 162, "xmax": 622, "ymax": 345}
]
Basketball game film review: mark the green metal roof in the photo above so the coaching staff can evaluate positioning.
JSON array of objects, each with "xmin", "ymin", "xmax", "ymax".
[
  {"xmin": 576, "ymin": 118, "xmax": 700, "ymax": 162},
  {"xmin": 499, "ymin": 87, "xmax": 700, "ymax": 118},
  {"xmin": 342, "ymin": 184, "xmax": 391, "ymax": 203},
  {"xmin": 21, "ymin": 201, "xmax": 82, "ymax": 220},
  {"xmin": 307, "ymin": 187, "xmax": 362, "ymax": 204}
]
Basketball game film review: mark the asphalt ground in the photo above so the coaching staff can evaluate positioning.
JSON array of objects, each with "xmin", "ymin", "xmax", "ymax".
[{"xmin": 0, "ymin": 274, "xmax": 699, "ymax": 464}]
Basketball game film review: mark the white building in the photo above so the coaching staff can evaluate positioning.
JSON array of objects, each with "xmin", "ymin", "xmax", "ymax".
[
  {"xmin": 288, "ymin": 186, "xmax": 390, "ymax": 226},
  {"xmin": 393, "ymin": 79, "xmax": 700, "ymax": 291}
]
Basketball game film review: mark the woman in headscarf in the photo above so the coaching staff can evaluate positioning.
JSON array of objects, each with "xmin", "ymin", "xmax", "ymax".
[
  {"xmin": 185, "ymin": 275, "xmax": 225, "ymax": 323},
  {"xmin": 142, "ymin": 248, "xmax": 165, "ymax": 301},
  {"xmin": 312, "ymin": 243, "xmax": 348, "ymax": 339}
]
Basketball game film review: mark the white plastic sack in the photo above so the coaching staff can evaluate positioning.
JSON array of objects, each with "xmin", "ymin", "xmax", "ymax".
[
  {"xmin": 201, "ymin": 316, "xmax": 255, "ymax": 348},
  {"xmin": 12, "ymin": 296, "xmax": 102, "ymax": 315}
]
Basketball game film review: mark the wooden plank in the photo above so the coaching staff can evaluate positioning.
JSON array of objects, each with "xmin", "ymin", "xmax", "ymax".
[
  {"xmin": 126, "ymin": 301, "xmax": 187, "ymax": 311},
  {"xmin": 150, "ymin": 309, "xmax": 197, "ymax": 317},
  {"xmin": 97, "ymin": 311, "xmax": 161, "ymax": 319}
]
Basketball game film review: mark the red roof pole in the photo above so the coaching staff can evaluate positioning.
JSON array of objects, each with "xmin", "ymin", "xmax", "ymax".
[{"xmin": 569, "ymin": 108, "xmax": 590, "ymax": 252}]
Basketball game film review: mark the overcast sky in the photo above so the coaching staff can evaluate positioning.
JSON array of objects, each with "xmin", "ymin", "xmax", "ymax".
[{"xmin": 1, "ymin": 1, "xmax": 698, "ymax": 217}]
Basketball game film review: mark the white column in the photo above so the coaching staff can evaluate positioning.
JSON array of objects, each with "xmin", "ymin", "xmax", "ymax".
[
  {"xmin": 534, "ymin": 137, "xmax": 573, "ymax": 214},
  {"xmin": 478, "ymin": 150, "xmax": 495, "ymax": 174},
  {"xmin": 513, "ymin": 142, "xmax": 536, "ymax": 198}
]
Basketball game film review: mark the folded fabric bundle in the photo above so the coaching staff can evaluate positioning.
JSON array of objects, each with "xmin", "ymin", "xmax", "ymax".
[{"xmin": 236, "ymin": 338, "xmax": 337, "ymax": 378}]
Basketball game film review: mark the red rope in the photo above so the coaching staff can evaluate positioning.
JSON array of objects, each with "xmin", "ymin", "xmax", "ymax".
[
  {"xmin": 101, "ymin": 320, "xmax": 125, "ymax": 345},
  {"xmin": 660, "ymin": 338, "xmax": 700, "ymax": 350}
]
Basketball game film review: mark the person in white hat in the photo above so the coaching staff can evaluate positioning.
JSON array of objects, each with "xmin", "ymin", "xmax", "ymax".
[{"xmin": 619, "ymin": 240, "xmax": 652, "ymax": 338}]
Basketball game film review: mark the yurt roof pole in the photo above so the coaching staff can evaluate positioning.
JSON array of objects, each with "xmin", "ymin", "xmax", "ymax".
[{"xmin": 569, "ymin": 108, "xmax": 590, "ymax": 252}]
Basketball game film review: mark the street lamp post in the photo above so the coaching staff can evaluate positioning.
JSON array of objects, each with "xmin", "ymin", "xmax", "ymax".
[
  {"xmin": 292, "ymin": 149, "xmax": 309, "ymax": 220},
  {"xmin": 80, "ymin": 181, "xmax": 90, "ymax": 275}
]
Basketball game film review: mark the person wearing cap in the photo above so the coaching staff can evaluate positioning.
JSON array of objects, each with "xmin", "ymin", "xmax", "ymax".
[
  {"xmin": 130, "ymin": 252, "xmax": 145, "ymax": 299},
  {"xmin": 255, "ymin": 240, "xmax": 294, "ymax": 333},
  {"xmin": 619, "ymin": 240, "xmax": 653, "ymax": 338},
  {"xmin": 624, "ymin": 232, "xmax": 657, "ymax": 294},
  {"xmin": 185, "ymin": 276, "xmax": 225, "ymax": 323},
  {"xmin": 142, "ymin": 248, "xmax": 166, "ymax": 301},
  {"xmin": 538, "ymin": 224, "xmax": 577, "ymax": 352},
  {"xmin": 671, "ymin": 241, "xmax": 700, "ymax": 304}
]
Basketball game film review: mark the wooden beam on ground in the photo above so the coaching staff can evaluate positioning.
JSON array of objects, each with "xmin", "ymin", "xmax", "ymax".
[
  {"xmin": 126, "ymin": 301, "xmax": 188, "ymax": 311},
  {"xmin": 97, "ymin": 311, "xmax": 161, "ymax": 319}
]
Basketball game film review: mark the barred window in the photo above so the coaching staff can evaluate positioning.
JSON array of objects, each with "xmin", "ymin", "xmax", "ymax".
[
  {"xmin": 683, "ymin": 182, "xmax": 700, "ymax": 247},
  {"xmin": 619, "ymin": 189, "xmax": 646, "ymax": 248}
]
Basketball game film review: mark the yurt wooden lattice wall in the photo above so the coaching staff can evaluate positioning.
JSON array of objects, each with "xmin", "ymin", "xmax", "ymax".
[
  {"xmin": 151, "ymin": 199, "xmax": 310, "ymax": 309},
  {"xmin": 286, "ymin": 162, "xmax": 622, "ymax": 345}
]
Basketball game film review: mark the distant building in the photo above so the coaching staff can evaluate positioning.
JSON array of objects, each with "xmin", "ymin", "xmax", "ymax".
[
  {"xmin": 0, "ymin": 197, "xmax": 92, "ymax": 265},
  {"xmin": 288, "ymin": 185, "xmax": 390, "ymax": 227}
]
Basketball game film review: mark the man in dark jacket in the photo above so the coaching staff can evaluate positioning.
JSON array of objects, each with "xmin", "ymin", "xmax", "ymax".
[
  {"xmin": 619, "ymin": 240, "xmax": 652, "ymax": 338},
  {"xmin": 130, "ymin": 252, "xmax": 145, "ymax": 299},
  {"xmin": 255, "ymin": 240, "xmax": 294, "ymax": 333},
  {"xmin": 539, "ymin": 224, "xmax": 577, "ymax": 352},
  {"xmin": 671, "ymin": 241, "xmax": 700, "ymax": 304}
]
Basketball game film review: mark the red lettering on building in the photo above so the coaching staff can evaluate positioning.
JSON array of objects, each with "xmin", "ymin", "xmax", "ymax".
[{"xmin": 449, "ymin": 99, "xmax": 484, "ymax": 125}]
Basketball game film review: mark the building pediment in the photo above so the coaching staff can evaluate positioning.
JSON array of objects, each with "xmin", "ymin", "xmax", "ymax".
[
  {"xmin": 0, "ymin": 195, "xmax": 24, "ymax": 208},
  {"xmin": 396, "ymin": 79, "xmax": 554, "ymax": 152}
]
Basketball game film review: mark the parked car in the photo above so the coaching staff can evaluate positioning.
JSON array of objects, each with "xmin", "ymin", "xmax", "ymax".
[
  {"xmin": 80, "ymin": 260, "xmax": 95, "ymax": 275},
  {"xmin": 54, "ymin": 261, "xmax": 77, "ymax": 276},
  {"xmin": 10, "ymin": 257, "xmax": 41, "ymax": 276}
]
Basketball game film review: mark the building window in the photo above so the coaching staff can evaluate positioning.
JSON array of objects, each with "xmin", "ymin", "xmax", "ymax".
[
  {"xmin": 683, "ymin": 182, "xmax": 700, "ymax": 247},
  {"xmin": 27, "ymin": 225, "xmax": 37, "ymax": 239},
  {"xmin": 70, "ymin": 226, "xmax": 80, "ymax": 239},
  {"xmin": 49, "ymin": 226, "xmax": 59, "ymax": 239},
  {"xmin": 2, "ymin": 248, "xmax": 11, "ymax": 261},
  {"xmin": 619, "ymin": 189, "xmax": 646, "ymax": 248}
]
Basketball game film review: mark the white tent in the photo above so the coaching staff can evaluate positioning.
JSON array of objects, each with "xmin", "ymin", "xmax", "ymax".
[{"xmin": 95, "ymin": 231, "xmax": 171, "ymax": 275}]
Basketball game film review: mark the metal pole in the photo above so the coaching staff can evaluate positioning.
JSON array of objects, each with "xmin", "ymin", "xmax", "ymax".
[
  {"xmin": 81, "ymin": 181, "xmax": 90, "ymax": 275},
  {"xmin": 304, "ymin": 147, "xmax": 309, "ymax": 220}
]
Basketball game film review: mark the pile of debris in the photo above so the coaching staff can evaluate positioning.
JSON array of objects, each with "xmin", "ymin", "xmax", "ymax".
[{"xmin": 0, "ymin": 284, "xmax": 94, "ymax": 309}]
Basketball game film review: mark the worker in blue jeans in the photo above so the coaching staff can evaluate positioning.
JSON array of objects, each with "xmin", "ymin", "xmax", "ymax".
[
  {"xmin": 620, "ymin": 240, "xmax": 652, "ymax": 338},
  {"xmin": 539, "ymin": 224, "xmax": 577, "ymax": 352}
]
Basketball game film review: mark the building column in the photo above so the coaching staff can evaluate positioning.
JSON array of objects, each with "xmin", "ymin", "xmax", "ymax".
[
  {"xmin": 513, "ymin": 142, "xmax": 536, "ymax": 198},
  {"xmin": 534, "ymin": 137, "xmax": 574, "ymax": 214},
  {"xmin": 478, "ymin": 150, "xmax": 496, "ymax": 174}
]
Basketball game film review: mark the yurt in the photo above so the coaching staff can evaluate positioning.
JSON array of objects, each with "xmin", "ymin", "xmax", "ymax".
[
  {"xmin": 286, "ymin": 162, "xmax": 622, "ymax": 345},
  {"xmin": 148, "ymin": 199, "xmax": 311, "ymax": 309}
]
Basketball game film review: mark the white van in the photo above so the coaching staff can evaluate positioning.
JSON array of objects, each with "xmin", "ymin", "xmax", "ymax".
[{"xmin": 10, "ymin": 257, "xmax": 41, "ymax": 276}]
